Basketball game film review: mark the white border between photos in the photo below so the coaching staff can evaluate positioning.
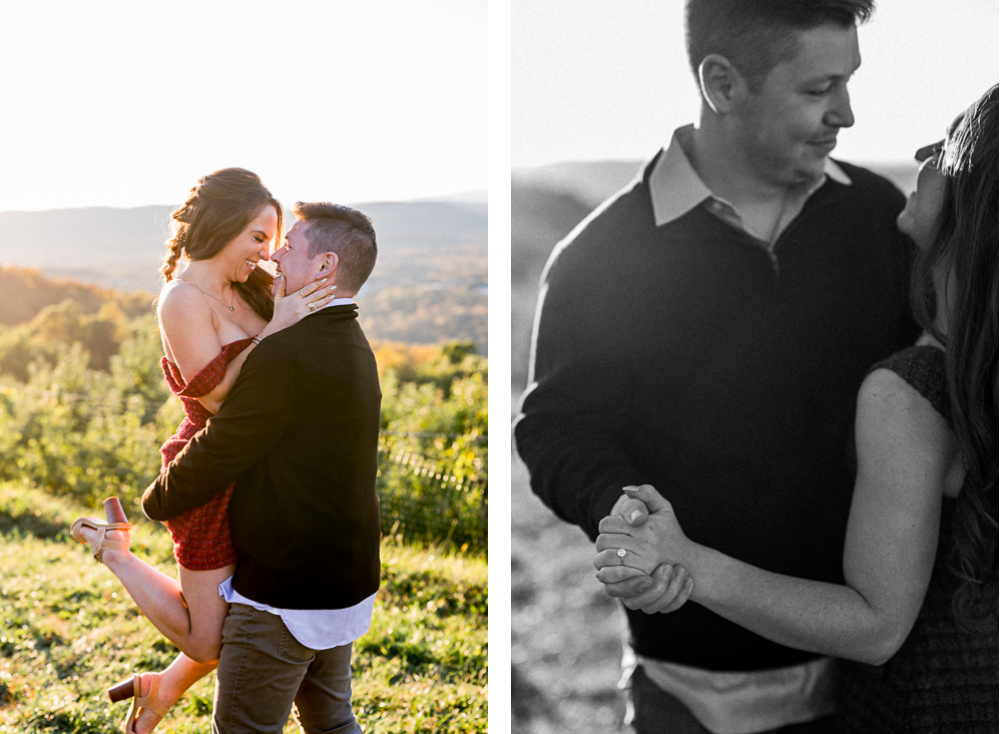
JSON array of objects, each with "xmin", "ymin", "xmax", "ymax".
[{"xmin": 487, "ymin": 0, "xmax": 513, "ymax": 729}]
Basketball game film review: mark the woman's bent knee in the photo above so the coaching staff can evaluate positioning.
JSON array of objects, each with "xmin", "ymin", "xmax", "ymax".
[
  {"xmin": 185, "ymin": 634, "xmax": 222, "ymax": 664},
  {"xmin": 189, "ymin": 644, "xmax": 221, "ymax": 665}
]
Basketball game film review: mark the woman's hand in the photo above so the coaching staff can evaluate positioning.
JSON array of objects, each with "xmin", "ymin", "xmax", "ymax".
[
  {"xmin": 264, "ymin": 275, "xmax": 338, "ymax": 335},
  {"xmin": 592, "ymin": 484, "xmax": 697, "ymax": 614},
  {"xmin": 594, "ymin": 484, "xmax": 694, "ymax": 578}
]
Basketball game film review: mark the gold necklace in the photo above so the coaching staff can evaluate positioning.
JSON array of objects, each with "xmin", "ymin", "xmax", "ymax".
[{"xmin": 187, "ymin": 272, "xmax": 235, "ymax": 312}]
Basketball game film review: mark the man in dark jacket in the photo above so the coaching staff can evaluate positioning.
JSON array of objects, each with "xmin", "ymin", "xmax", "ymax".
[
  {"xmin": 513, "ymin": 1, "xmax": 919, "ymax": 732},
  {"xmin": 144, "ymin": 202, "xmax": 380, "ymax": 734}
]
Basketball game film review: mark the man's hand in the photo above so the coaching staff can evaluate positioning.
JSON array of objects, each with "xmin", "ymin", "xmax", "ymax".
[
  {"xmin": 592, "ymin": 485, "xmax": 695, "ymax": 614},
  {"xmin": 610, "ymin": 492, "xmax": 650, "ymax": 526},
  {"xmin": 598, "ymin": 562, "xmax": 694, "ymax": 614}
]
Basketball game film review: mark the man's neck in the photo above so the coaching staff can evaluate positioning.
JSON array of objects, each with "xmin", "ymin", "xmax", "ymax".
[
  {"xmin": 687, "ymin": 123, "xmax": 792, "ymax": 208},
  {"xmin": 686, "ymin": 123, "xmax": 816, "ymax": 244}
]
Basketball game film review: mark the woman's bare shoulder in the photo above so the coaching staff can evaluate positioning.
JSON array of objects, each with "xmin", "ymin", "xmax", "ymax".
[
  {"xmin": 157, "ymin": 280, "xmax": 219, "ymax": 350},
  {"xmin": 856, "ymin": 367, "xmax": 957, "ymax": 472},
  {"xmin": 157, "ymin": 280, "xmax": 225, "ymax": 371},
  {"xmin": 158, "ymin": 280, "xmax": 211, "ymax": 320}
]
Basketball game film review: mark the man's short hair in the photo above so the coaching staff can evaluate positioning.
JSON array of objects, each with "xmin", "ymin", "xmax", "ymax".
[
  {"xmin": 293, "ymin": 202, "xmax": 378, "ymax": 294},
  {"xmin": 685, "ymin": 0, "xmax": 874, "ymax": 92}
]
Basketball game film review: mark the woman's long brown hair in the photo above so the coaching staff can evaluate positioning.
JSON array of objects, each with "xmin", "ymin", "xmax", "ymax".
[
  {"xmin": 161, "ymin": 168, "xmax": 280, "ymax": 321},
  {"xmin": 910, "ymin": 85, "xmax": 999, "ymax": 625}
]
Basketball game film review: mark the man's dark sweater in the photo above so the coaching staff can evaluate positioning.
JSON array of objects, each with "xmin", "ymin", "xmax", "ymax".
[
  {"xmin": 143, "ymin": 304, "xmax": 382, "ymax": 610},
  {"xmin": 514, "ymin": 156, "xmax": 919, "ymax": 671}
]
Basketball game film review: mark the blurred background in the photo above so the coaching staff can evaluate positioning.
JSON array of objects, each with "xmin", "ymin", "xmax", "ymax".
[{"xmin": 511, "ymin": 1, "xmax": 999, "ymax": 732}]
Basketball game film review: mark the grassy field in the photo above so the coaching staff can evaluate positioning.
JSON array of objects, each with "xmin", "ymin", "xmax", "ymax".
[
  {"xmin": 511, "ymin": 449, "xmax": 630, "ymax": 734},
  {"xmin": 0, "ymin": 483, "xmax": 487, "ymax": 733}
]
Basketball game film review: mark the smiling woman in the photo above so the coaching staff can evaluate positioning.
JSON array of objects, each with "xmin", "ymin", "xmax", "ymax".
[{"xmin": 161, "ymin": 169, "xmax": 282, "ymax": 324}]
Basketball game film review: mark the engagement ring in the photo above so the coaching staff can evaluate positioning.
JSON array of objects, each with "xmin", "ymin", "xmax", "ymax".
[
  {"xmin": 617, "ymin": 548, "xmax": 627, "ymax": 564},
  {"xmin": 308, "ymin": 303, "xmax": 315, "ymax": 311}
]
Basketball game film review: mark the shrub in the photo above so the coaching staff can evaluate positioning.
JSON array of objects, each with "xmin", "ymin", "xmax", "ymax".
[{"xmin": 0, "ymin": 324, "xmax": 487, "ymax": 553}]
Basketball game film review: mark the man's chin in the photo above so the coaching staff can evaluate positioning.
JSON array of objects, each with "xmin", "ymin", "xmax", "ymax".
[
  {"xmin": 757, "ymin": 153, "xmax": 825, "ymax": 190},
  {"xmin": 786, "ymin": 159, "xmax": 826, "ymax": 188}
]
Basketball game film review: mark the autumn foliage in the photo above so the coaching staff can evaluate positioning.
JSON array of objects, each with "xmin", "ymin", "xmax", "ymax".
[{"xmin": 0, "ymin": 266, "xmax": 487, "ymax": 552}]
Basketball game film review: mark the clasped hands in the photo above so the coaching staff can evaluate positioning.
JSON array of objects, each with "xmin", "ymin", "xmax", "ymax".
[{"xmin": 593, "ymin": 485, "xmax": 695, "ymax": 614}]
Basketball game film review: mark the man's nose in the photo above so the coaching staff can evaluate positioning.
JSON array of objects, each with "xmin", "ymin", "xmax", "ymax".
[{"xmin": 825, "ymin": 86, "xmax": 855, "ymax": 128}]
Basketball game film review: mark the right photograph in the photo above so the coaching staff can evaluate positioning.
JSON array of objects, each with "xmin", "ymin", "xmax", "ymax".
[{"xmin": 510, "ymin": 2, "xmax": 999, "ymax": 733}]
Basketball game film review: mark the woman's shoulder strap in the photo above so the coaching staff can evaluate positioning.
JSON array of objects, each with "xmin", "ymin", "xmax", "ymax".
[{"xmin": 870, "ymin": 346, "xmax": 951, "ymax": 426}]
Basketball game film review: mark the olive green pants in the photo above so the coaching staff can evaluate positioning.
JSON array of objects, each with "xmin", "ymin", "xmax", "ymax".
[{"xmin": 213, "ymin": 603, "xmax": 362, "ymax": 734}]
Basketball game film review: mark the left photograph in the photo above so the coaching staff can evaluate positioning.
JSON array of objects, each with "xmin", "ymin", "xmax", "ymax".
[{"xmin": 0, "ymin": 2, "xmax": 487, "ymax": 733}]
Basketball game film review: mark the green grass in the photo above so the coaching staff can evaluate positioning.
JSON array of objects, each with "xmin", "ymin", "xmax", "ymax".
[{"xmin": 0, "ymin": 482, "xmax": 487, "ymax": 733}]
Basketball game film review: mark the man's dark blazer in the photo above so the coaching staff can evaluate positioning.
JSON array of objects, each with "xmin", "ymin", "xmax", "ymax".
[{"xmin": 142, "ymin": 304, "xmax": 382, "ymax": 610}]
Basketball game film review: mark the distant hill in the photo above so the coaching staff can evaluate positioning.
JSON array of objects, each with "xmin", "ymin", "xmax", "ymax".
[
  {"xmin": 0, "ymin": 266, "xmax": 153, "ymax": 328},
  {"xmin": 513, "ymin": 160, "xmax": 646, "ymax": 210},
  {"xmin": 419, "ymin": 190, "xmax": 488, "ymax": 206},
  {"xmin": 513, "ymin": 158, "xmax": 918, "ymax": 209},
  {"xmin": 0, "ymin": 198, "xmax": 487, "ymax": 295},
  {"xmin": 510, "ymin": 182, "xmax": 594, "ymax": 390}
]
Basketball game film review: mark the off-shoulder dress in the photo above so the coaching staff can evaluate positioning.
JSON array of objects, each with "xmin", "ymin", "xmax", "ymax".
[{"xmin": 158, "ymin": 337, "xmax": 255, "ymax": 571}]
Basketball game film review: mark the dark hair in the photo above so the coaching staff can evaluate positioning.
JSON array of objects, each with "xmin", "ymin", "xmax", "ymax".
[
  {"xmin": 685, "ymin": 0, "xmax": 874, "ymax": 91},
  {"xmin": 910, "ymin": 85, "xmax": 999, "ymax": 625},
  {"xmin": 162, "ymin": 168, "xmax": 282, "ymax": 321},
  {"xmin": 292, "ymin": 202, "xmax": 378, "ymax": 294}
]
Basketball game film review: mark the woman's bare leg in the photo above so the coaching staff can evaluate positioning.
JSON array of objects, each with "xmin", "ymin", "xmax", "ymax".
[
  {"xmin": 128, "ymin": 654, "xmax": 217, "ymax": 734},
  {"xmin": 77, "ymin": 526, "xmax": 232, "ymax": 733},
  {"xmin": 78, "ymin": 525, "xmax": 232, "ymax": 664}
]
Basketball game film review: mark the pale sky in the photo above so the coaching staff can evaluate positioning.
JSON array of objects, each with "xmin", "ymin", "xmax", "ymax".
[
  {"xmin": 0, "ymin": 0, "xmax": 486, "ymax": 212},
  {"xmin": 513, "ymin": 0, "xmax": 1000, "ymax": 168}
]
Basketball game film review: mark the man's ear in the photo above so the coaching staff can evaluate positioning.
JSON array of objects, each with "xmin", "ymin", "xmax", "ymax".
[
  {"xmin": 698, "ymin": 54, "xmax": 745, "ymax": 114},
  {"xmin": 317, "ymin": 251, "xmax": 339, "ymax": 276}
]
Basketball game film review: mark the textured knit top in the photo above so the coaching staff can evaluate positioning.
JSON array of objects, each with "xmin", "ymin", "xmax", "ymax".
[
  {"xmin": 143, "ymin": 305, "xmax": 382, "ymax": 610},
  {"xmin": 837, "ymin": 346, "xmax": 999, "ymax": 733},
  {"xmin": 514, "ymin": 153, "xmax": 919, "ymax": 671}
]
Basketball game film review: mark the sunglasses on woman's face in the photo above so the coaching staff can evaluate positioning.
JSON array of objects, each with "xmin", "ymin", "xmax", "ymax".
[{"xmin": 915, "ymin": 140, "xmax": 945, "ymax": 170}]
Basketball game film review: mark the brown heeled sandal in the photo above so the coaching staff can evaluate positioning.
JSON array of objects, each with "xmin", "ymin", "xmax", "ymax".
[
  {"xmin": 70, "ymin": 497, "xmax": 131, "ymax": 563},
  {"xmin": 109, "ymin": 673, "xmax": 169, "ymax": 734}
]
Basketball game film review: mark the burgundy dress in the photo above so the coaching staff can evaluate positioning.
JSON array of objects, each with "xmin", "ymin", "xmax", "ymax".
[{"xmin": 159, "ymin": 337, "xmax": 254, "ymax": 571}]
